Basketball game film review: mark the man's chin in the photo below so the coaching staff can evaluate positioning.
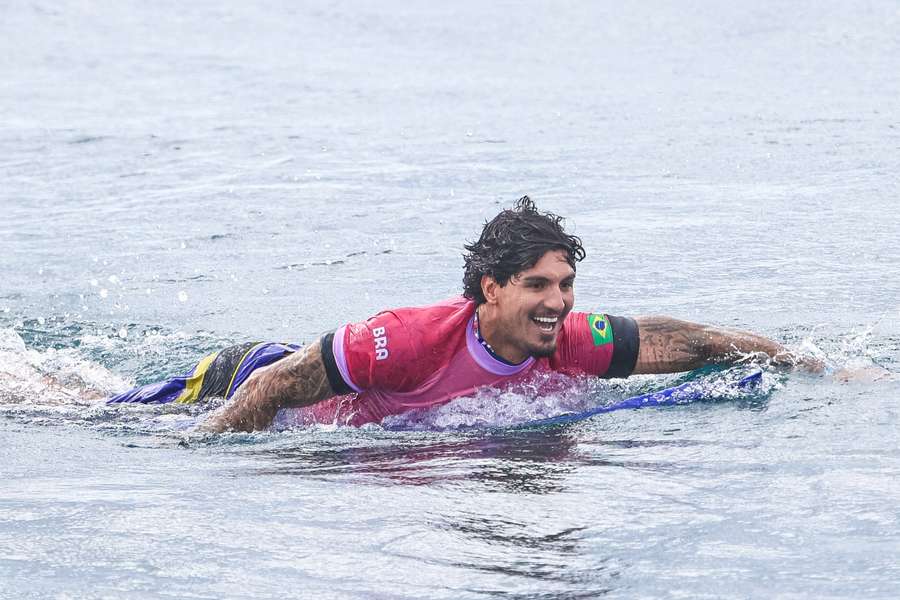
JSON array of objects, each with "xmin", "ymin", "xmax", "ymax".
[{"xmin": 527, "ymin": 341, "xmax": 558, "ymax": 359}]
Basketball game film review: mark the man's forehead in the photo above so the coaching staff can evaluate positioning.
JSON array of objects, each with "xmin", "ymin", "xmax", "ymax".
[{"xmin": 519, "ymin": 251, "xmax": 575, "ymax": 278}]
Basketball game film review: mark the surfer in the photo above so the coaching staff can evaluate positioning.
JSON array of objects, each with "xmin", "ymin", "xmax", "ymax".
[{"xmin": 108, "ymin": 196, "xmax": 826, "ymax": 431}]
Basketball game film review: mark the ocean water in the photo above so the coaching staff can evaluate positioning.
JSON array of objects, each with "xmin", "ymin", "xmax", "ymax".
[{"xmin": 2, "ymin": 1, "xmax": 900, "ymax": 598}]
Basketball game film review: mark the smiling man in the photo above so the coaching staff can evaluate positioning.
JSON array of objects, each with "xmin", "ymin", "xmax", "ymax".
[{"xmin": 108, "ymin": 196, "xmax": 823, "ymax": 431}]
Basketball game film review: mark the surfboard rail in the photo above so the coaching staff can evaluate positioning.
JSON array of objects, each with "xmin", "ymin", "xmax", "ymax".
[{"xmin": 518, "ymin": 371, "xmax": 764, "ymax": 428}]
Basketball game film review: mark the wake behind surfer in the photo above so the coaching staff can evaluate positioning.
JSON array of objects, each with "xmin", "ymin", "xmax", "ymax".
[{"xmin": 108, "ymin": 196, "xmax": 827, "ymax": 431}]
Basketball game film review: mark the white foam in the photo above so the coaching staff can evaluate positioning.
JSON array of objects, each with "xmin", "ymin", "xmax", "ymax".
[
  {"xmin": 0, "ymin": 328, "xmax": 130, "ymax": 406},
  {"xmin": 381, "ymin": 372, "xmax": 597, "ymax": 431}
]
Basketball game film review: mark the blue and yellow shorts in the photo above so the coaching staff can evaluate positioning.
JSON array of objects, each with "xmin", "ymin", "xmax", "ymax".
[{"xmin": 106, "ymin": 342, "xmax": 300, "ymax": 405}]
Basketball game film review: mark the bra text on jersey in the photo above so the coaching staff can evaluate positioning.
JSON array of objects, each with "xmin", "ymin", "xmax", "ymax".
[{"xmin": 372, "ymin": 326, "xmax": 389, "ymax": 361}]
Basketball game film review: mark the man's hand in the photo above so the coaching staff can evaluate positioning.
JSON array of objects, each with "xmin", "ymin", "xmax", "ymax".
[
  {"xmin": 833, "ymin": 364, "xmax": 896, "ymax": 383},
  {"xmin": 632, "ymin": 316, "xmax": 823, "ymax": 375},
  {"xmin": 198, "ymin": 340, "xmax": 335, "ymax": 433}
]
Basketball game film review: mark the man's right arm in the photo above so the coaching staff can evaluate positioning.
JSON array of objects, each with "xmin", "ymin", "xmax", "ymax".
[{"xmin": 199, "ymin": 339, "xmax": 335, "ymax": 433}]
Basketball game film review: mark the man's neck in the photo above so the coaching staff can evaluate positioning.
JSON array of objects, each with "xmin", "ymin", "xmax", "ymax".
[{"xmin": 475, "ymin": 304, "xmax": 528, "ymax": 364}]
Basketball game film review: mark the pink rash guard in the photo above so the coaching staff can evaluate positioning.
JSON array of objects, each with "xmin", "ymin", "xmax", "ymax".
[{"xmin": 300, "ymin": 296, "xmax": 639, "ymax": 427}]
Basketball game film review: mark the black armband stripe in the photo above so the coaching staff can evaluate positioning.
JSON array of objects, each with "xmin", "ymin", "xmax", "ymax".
[
  {"xmin": 606, "ymin": 315, "xmax": 640, "ymax": 378},
  {"xmin": 320, "ymin": 331, "xmax": 352, "ymax": 395}
]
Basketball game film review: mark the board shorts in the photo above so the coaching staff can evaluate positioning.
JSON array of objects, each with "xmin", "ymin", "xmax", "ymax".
[{"xmin": 106, "ymin": 342, "xmax": 300, "ymax": 405}]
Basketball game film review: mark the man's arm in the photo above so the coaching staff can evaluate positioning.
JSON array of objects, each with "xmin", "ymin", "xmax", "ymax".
[
  {"xmin": 632, "ymin": 316, "xmax": 823, "ymax": 375},
  {"xmin": 199, "ymin": 340, "xmax": 335, "ymax": 433}
]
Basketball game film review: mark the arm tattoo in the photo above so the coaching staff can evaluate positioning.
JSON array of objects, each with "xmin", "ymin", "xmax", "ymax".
[
  {"xmin": 201, "ymin": 340, "xmax": 335, "ymax": 433},
  {"xmin": 632, "ymin": 316, "xmax": 803, "ymax": 375}
]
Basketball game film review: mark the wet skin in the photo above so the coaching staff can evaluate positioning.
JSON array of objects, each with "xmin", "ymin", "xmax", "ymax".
[
  {"xmin": 200, "ymin": 250, "xmax": 843, "ymax": 433},
  {"xmin": 476, "ymin": 249, "xmax": 575, "ymax": 364}
]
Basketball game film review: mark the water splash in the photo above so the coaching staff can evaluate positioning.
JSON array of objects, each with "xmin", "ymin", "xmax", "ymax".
[
  {"xmin": 1, "ymin": 319, "xmax": 892, "ymax": 437},
  {"xmin": 796, "ymin": 321, "xmax": 897, "ymax": 379},
  {"xmin": 379, "ymin": 370, "xmax": 772, "ymax": 432},
  {"xmin": 0, "ymin": 328, "xmax": 129, "ymax": 406}
]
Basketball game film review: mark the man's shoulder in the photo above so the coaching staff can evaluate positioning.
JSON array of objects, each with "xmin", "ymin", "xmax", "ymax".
[
  {"xmin": 339, "ymin": 296, "xmax": 474, "ymax": 392},
  {"xmin": 343, "ymin": 296, "xmax": 473, "ymax": 355},
  {"xmin": 553, "ymin": 310, "xmax": 638, "ymax": 378},
  {"xmin": 376, "ymin": 296, "xmax": 475, "ymax": 356},
  {"xmin": 382, "ymin": 296, "xmax": 474, "ymax": 327},
  {"xmin": 559, "ymin": 309, "xmax": 617, "ymax": 344}
]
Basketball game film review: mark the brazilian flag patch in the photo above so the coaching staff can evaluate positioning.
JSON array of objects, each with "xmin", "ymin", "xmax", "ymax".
[{"xmin": 587, "ymin": 313, "xmax": 613, "ymax": 346}]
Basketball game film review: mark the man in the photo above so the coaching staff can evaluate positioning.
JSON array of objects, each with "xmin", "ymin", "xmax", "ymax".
[{"xmin": 108, "ymin": 197, "xmax": 823, "ymax": 432}]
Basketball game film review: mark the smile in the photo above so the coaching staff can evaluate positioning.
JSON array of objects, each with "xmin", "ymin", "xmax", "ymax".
[{"xmin": 532, "ymin": 315, "xmax": 559, "ymax": 332}]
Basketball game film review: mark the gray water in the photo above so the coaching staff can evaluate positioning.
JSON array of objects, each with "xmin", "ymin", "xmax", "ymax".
[{"xmin": 2, "ymin": 1, "xmax": 900, "ymax": 597}]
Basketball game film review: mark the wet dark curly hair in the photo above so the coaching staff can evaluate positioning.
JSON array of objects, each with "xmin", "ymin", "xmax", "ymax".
[{"xmin": 462, "ymin": 196, "xmax": 586, "ymax": 304}]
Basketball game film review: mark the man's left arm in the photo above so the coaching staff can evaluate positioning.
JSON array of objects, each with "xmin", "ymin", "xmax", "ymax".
[{"xmin": 631, "ymin": 316, "xmax": 824, "ymax": 375}]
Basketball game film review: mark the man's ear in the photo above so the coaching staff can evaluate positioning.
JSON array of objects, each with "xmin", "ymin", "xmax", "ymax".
[{"xmin": 481, "ymin": 274, "xmax": 500, "ymax": 305}]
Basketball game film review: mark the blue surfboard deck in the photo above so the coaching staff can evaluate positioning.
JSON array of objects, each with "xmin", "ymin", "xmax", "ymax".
[{"xmin": 518, "ymin": 371, "xmax": 764, "ymax": 428}]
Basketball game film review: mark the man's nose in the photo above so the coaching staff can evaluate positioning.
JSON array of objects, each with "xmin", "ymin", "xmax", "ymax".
[{"xmin": 543, "ymin": 287, "xmax": 566, "ymax": 312}]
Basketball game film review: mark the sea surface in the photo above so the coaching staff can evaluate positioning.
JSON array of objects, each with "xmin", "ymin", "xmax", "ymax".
[{"xmin": 2, "ymin": 1, "xmax": 900, "ymax": 598}]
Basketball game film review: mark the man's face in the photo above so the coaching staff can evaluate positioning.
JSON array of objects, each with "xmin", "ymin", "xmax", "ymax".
[{"xmin": 486, "ymin": 249, "xmax": 575, "ymax": 361}]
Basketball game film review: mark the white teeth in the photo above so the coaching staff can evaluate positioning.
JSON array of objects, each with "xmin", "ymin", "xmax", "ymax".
[{"xmin": 533, "ymin": 316, "xmax": 558, "ymax": 331}]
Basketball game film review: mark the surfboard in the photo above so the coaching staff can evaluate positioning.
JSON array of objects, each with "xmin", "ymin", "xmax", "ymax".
[{"xmin": 518, "ymin": 371, "xmax": 763, "ymax": 428}]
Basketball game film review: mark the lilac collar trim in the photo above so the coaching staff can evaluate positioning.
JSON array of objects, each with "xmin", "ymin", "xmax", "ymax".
[{"xmin": 465, "ymin": 315, "xmax": 533, "ymax": 376}]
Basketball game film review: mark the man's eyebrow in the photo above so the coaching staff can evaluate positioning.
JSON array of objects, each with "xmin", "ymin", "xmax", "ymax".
[{"xmin": 520, "ymin": 274, "xmax": 576, "ymax": 284}]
